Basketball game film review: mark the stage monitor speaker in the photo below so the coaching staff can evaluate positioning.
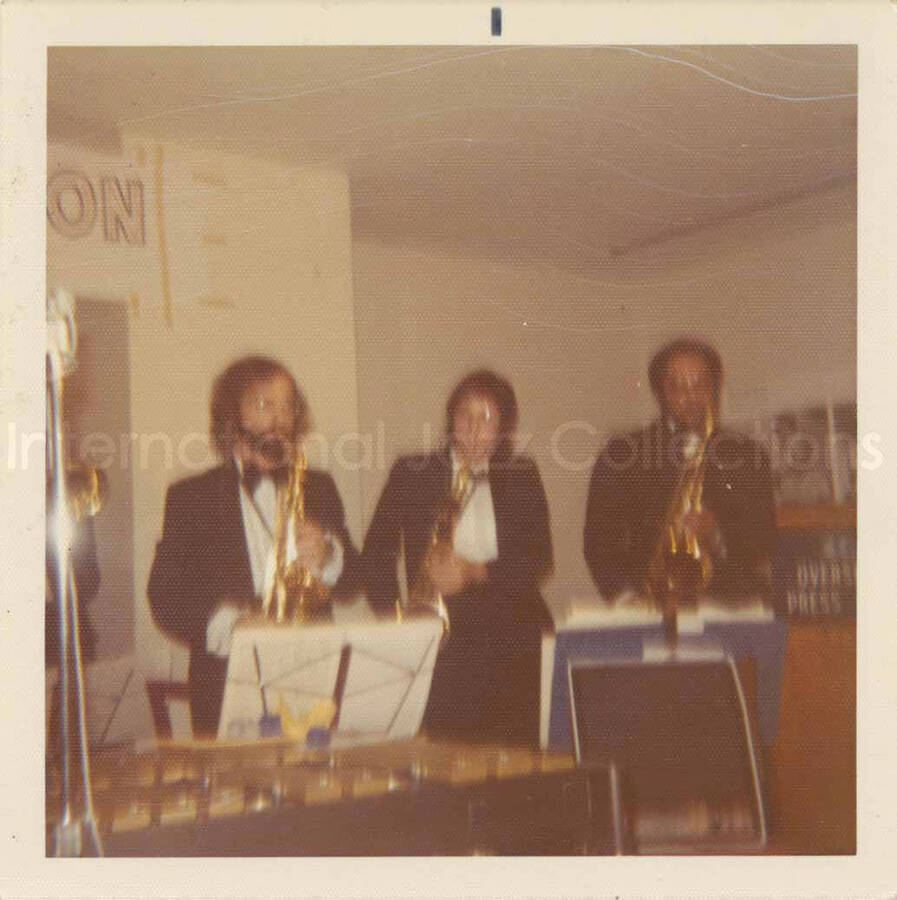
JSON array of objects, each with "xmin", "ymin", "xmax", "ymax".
[{"xmin": 568, "ymin": 650, "xmax": 767, "ymax": 854}]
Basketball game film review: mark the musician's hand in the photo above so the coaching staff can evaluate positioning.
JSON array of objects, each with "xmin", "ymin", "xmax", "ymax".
[
  {"xmin": 293, "ymin": 520, "xmax": 330, "ymax": 570},
  {"xmin": 681, "ymin": 510, "xmax": 721, "ymax": 550},
  {"xmin": 215, "ymin": 595, "xmax": 257, "ymax": 626},
  {"xmin": 427, "ymin": 548, "xmax": 470, "ymax": 596},
  {"xmin": 207, "ymin": 598, "xmax": 254, "ymax": 656}
]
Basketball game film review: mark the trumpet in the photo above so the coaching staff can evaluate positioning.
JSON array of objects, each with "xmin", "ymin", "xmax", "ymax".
[
  {"xmin": 262, "ymin": 448, "xmax": 330, "ymax": 623},
  {"xmin": 397, "ymin": 463, "xmax": 477, "ymax": 638},
  {"xmin": 644, "ymin": 405, "xmax": 715, "ymax": 616}
]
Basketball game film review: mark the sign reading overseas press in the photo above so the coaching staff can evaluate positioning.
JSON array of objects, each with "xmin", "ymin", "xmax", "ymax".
[{"xmin": 773, "ymin": 529, "xmax": 856, "ymax": 619}]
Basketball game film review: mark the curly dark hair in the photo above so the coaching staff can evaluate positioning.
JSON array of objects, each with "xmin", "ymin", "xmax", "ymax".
[
  {"xmin": 445, "ymin": 368, "xmax": 519, "ymax": 461},
  {"xmin": 648, "ymin": 337, "xmax": 724, "ymax": 399},
  {"xmin": 209, "ymin": 356, "xmax": 309, "ymax": 459}
]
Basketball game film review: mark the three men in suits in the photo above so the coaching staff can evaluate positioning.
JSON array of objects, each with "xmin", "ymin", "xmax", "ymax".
[
  {"xmin": 148, "ymin": 356, "xmax": 360, "ymax": 735},
  {"xmin": 149, "ymin": 341, "xmax": 776, "ymax": 740},
  {"xmin": 583, "ymin": 338, "xmax": 776, "ymax": 602},
  {"xmin": 362, "ymin": 370, "xmax": 554, "ymax": 747}
]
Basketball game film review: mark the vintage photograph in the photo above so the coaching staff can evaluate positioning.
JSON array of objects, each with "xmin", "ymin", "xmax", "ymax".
[{"xmin": 41, "ymin": 41, "xmax": 857, "ymax": 860}]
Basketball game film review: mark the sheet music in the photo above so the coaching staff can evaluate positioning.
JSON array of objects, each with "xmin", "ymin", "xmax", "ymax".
[
  {"xmin": 218, "ymin": 618, "xmax": 442, "ymax": 743},
  {"xmin": 558, "ymin": 593, "xmax": 774, "ymax": 631}
]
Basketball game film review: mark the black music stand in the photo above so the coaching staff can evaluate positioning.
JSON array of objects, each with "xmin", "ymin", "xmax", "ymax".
[
  {"xmin": 568, "ymin": 647, "xmax": 767, "ymax": 854},
  {"xmin": 146, "ymin": 680, "xmax": 192, "ymax": 741}
]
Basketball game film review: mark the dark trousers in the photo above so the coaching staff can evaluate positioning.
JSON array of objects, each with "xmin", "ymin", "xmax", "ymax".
[
  {"xmin": 422, "ymin": 588, "xmax": 547, "ymax": 748},
  {"xmin": 188, "ymin": 654, "xmax": 228, "ymax": 738}
]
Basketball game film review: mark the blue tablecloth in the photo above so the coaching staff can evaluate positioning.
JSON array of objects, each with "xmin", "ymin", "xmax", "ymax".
[{"xmin": 547, "ymin": 617, "xmax": 789, "ymax": 751}]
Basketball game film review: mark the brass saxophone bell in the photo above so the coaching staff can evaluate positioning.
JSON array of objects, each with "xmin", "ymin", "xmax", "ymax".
[
  {"xmin": 398, "ymin": 462, "xmax": 477, "ymax": 640},
  {"xmin": 646, "ymin": 404, "xmax": 716, "ymax": 611}
]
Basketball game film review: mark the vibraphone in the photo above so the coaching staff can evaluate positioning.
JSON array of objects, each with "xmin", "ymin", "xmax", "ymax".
[{"xmin": 47, "ymin": 738, "xmax": 615, "ymax": 855}]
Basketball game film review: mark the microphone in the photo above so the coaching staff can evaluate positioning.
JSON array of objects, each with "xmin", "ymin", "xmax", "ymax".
[{"xmin": 47, "ymin": 287, "xmax": 78, "ymax": 381}]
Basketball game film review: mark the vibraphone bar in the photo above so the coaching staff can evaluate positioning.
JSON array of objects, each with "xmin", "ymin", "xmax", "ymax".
[{"xmin": 47, "ymin": 738, "xmax": 616, "ymax": 856}]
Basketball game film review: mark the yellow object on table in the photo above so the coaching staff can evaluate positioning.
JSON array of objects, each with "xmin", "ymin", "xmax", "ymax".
[{"xmin": 278, "ymin": 695, "xmax": 336, "ymax": 742}]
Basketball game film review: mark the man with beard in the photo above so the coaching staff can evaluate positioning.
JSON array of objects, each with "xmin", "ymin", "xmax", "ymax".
[
  {"xmin": 148, "ymin": 356, "xmax": 360, "ymax": 735},
  {"xmin": 583, "ymin": 338, "xmax": 776, "ymax": 603}
]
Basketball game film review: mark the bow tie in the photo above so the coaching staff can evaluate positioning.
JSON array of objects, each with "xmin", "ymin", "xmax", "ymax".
[{"xmin": 241, "ymin": 463, "xmax": 290, "ymax": 494}]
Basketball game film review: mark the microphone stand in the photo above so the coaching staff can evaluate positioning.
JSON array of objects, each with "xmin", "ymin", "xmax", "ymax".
[{"xmin": 47, "ymin": 289, "xmax": 103, "ymax": 857}]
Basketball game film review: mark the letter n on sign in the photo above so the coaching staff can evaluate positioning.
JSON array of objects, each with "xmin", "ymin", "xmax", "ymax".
[{"xmin": 101, "ymin": 176, "xmax": 145, "ymax": 245}]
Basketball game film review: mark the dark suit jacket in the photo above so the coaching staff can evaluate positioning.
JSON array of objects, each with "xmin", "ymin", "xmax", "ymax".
[
  {"xmin": 362, "ymin": 447, "xmax": 554, "ymax": 629},
  {"xmin": 583, "ymin": 421, "xmax": 776, "ymax": 600},
  {"xmin": 362, "ymin": 448, "xmax": 554, "ymax": 746},
  {"xmin": 147, "ymin": 462, "xmax": 360, "ymax": 734}
]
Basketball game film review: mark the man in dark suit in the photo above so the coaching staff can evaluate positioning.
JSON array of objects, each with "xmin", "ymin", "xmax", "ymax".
[
  {"xmin": 583, "ymin": 338, "xmax": 776, "ymax": 602},
  {"xmin": 148, "ymin": 356, "xmax": 360, "ymax": 735},
  {"xmin": 363, "ymin": 369, "xmax": 554, "ymax": 747}
]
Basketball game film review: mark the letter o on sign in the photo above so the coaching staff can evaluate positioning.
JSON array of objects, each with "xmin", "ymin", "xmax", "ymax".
[{"xmin": 47, "ymin": 170, "xmax": 97, "ymax": 238}]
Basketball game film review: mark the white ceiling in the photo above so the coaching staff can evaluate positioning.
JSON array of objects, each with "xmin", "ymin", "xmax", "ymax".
[{"xmin": 48, "ymin": 45, "xmax": 856, "ymax": 271}]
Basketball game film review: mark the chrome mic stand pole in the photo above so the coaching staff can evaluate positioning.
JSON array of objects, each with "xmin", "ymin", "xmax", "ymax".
[{"xmin": 47, "ymin": 289, "xmax": 103, "ymax": 857}]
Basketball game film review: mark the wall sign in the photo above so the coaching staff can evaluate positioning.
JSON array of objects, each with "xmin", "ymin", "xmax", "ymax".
[{"xmin": 48, "ymin": 169, "xmax": 146, "ymax": 246}]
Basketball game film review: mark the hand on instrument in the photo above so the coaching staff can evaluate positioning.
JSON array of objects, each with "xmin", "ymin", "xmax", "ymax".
[
  {"xmin": 681, "ymin": 510, "xmax": 722, "ymax": 552},
  {"xmin": 293, "ymin": 520, "xmax": 331, "ymax": 571},
  {"xmin": 217, "ymin": 595, "xmax": 257, "ymax": 617},
  {"xmin": 206, "ymin": 597, "xmax": 254, "ymax": 656},
  {"xmin": 427, "ymin": 546, "xmax": 472, "ymax": 596}
]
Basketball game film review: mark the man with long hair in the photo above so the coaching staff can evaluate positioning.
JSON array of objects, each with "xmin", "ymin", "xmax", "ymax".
[
  {"xmin": 148, "ymin": 356, "xmax": 360, "ymax": 735},
  {"xmin": 363, "ymin": 369, "xmax": 553, "ymax": 747}
]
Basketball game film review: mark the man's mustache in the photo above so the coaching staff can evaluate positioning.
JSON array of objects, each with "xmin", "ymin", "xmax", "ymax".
[{"xmin": 239, "ymin": 427, "xmax": 294, "ymax": 463}]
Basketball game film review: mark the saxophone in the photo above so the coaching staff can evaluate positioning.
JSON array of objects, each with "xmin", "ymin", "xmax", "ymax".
[
  {"xmin": 262, "ymin": 448, "xmax": 331, "ymax": 623},
  {"xmin": 397, "ymin": 462, "xmax": 477, "ymax": 638},
  {"xmin": 644, "ymin": 405, "xmax": 715, "ymax": 616}
]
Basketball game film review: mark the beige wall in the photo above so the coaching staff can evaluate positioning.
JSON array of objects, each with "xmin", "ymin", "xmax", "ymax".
[
  {"xmin": 61, "ymin": 298, "xmax": 134, "ymax": 659},
  {"xmin": 352, "ymin": 182, "xmax": 857, "ymax": 614},
  {"xmin": 48, "ymin": 140, "xmax": 361, "ymax": 688},
  {"xmin": 46, "ymin": 133, "xmax": 856, "ymax": 718}
]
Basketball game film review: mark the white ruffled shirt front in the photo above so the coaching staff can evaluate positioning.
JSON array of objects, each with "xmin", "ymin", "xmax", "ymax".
[{"xmin": 450, "ymin": 450, "xmax": 499, "ymax": 564}]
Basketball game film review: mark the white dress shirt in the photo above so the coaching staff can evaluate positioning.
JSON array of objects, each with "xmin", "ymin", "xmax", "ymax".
[
  {"xmin": 450, "ymin": 450, "xmax": 499, "ymax": 564},
  {"xmin": 240, "ymin": 471, "xmax": 278, "ymax": 595}
]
